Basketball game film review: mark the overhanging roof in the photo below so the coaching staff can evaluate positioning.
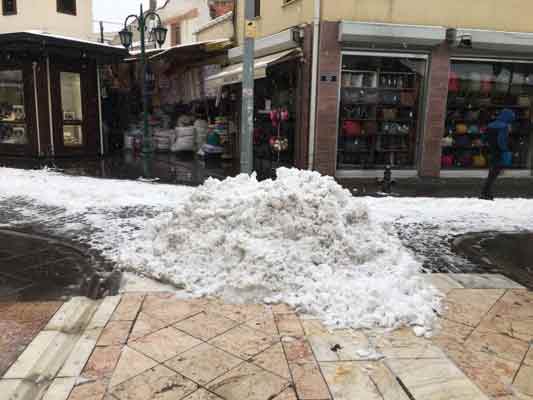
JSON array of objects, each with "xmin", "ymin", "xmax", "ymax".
[
  {"xmin": 339, "ymin": 21, "xmax": 446, "ymax": 47},
  {"xmin": 453, "ymin": 28, "xmax": 533, "ymax": 53},
  {"xmin": 0, "ymin": 31, "xmax": 128, "ymax": 64},
  {"xmin": 149, "ymin": 39, "xmax": 233, "ymax": 62}
]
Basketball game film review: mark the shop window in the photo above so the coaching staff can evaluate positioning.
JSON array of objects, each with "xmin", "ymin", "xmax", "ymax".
[
  {"xmin": 337, "ymin": 54, "xmax": 427, "ymax": 170},
  {"xmin": 60, "ymin": 72, "xmax": 83, "ymax": 147},
  {"xmin": 0, "ymin": 70, "xmax": 27, "ymax": 146},
  {"xmin": 2, "ymin": 0, "xmax": 17, "ymax": 15},
  {"xmin": 57, "ymin": 0, "xmax": 76, "ymax": 15},
  {"xmin": 444, "ymin": 60, "xmax": 533, "ymax": 170}
]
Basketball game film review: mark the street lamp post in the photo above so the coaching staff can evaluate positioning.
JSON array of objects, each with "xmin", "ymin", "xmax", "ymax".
[{"xmin": 119, "ymin": 4, "xmax": 167, "ymax": 164}]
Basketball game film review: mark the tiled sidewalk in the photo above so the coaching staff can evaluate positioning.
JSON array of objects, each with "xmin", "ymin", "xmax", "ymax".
[{"xmin": 0, "ymin": 273, "xmax": 532, "ymax": 400}]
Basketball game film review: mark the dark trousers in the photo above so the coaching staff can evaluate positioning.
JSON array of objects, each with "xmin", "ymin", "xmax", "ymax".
[{"xmin": 482, "ymin": 164, "xmax": 503, "ymax": 198}]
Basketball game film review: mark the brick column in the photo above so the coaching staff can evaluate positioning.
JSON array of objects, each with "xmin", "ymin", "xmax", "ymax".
[
  {"xmin": 314, "ymin": 21, "xmax": 341, "ymax": 177},
  {"xmin": 419, "ymin": 43, "xmax": 451, "ymax": 178}
]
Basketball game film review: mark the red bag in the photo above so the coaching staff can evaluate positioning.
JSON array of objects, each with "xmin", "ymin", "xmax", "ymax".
[
  {"xmin": 448, "ymin": 72, "xmax": 460, "ymax": 93},
  {"xmin": 343, "ymin": 120, "xmax": 362, "ymax": 137},
  {"xmin": 480, "ymin": 74, "xmax": 493, "ymax": 95},
  {"xmin": 441, "ymin": 154, "xmax": 454, "ymax": 168}
]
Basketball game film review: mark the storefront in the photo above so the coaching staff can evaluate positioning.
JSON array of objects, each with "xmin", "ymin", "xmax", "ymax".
[{"xmin": 0, "ymin": 32, "xmax": 127, "ymax": 158}]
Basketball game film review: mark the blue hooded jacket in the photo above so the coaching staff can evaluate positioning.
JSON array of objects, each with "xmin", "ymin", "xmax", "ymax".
[{"xmin": 488, "ymin": 109, "xmax": 516, "ymax": 151}]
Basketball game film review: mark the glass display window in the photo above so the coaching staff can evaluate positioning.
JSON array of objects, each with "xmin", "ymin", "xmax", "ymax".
[
  {"xmin": 443, "ymin": 59, "xmax": 533, "ymax": 169},
  {"xmin": 60, "ymin": 72, "xmax": 83, "ymax": 147},
  {"xmin": 337, "ymin": 53, "xmax": 427, "ymax": 170},
  {"xmin": 0, "ymin": 69, "xmax": 27, "ymax": 145}
]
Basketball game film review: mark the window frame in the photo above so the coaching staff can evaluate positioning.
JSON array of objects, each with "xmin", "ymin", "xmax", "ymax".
[
  {"xmin": 57, "ymin": 0, "xmax": 76, "ymax": 16},
  {"xmin": 254, "ymin": 0, "xmax": 261, "ymax": 18},
  {"xmin": 2, "ymin": 0, "xmax": 17, "ymax": 16},
  {"xmin": 59, "ymin": 71, "xmax": 84, "ymax": 148}
]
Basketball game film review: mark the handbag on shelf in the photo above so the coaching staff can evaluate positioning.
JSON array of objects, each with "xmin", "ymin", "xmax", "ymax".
[
  {"xmin": 341, "ymin": 88, "xmax": 363, "ymax": 104},
  {"xmin": 382, "ymin": 93, "xmax": 400, "ymax": 105},
  {"xmin": 468, "ymin": 125, "xmax": 480, "ymax": 135},
  {"xmin": 468, "ymin": 72, "xmax": 482, "ymax": 92},
  {"xmin": 441, "ymin": 136, "xmax": 453, "ymax": 147},
  {"xmin": 448, "ymin": 72, "xmax": 460, "ymax": 93},
  {"xmin": 362, "ymin": 92, "xmax": 379, "ymax": 103},
  {"xmin": 351, "ymin": 74, "xmax": 364, "ymax": 88},
  {"xmin": 400, "ymin": 91, "xmax": 416, "ymax": 107},
  {"xmin": 480, "ymin": 74, "xmax": 493, "ymax": 95},
  {"xmin": 465, "ymin": 110, "xmax": 480, "ymax": 121},
  {"xmin": 382, "ymin": 108, "xmax": 398, "ymax": 121},
  {"xmin": 473, "ymin": 153, "xmax": 487, "ymax": 168},
  {"xmin": 456, "ymin": 123, "xmax": 468, "ymax": 135},
  {"xmin": 518, "ymin": 95, "xmax": 531, "ymax": 107},
  {"xmin": 455, "ymin": 135, "xmax": 471, "ymax": 147},
  {"xmin": 442, "ymin": 154, "xmax": 454, "ymax": 167},
  {"xmin": 343, "ymin": 120, "xmax": 362, "ymax": 137},
  {"xmin": 457, "ymin": 152, "xmax": 473, "ymax": 167}
]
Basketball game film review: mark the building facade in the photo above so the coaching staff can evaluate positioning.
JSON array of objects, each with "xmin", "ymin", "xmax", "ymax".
[
  {"xmin": 200, "ymin": 0, "xmax": 533, "ymax": 179},
  {"xmin": 0, "ymin": 0, "xmax": 93, "ymax": 40}
]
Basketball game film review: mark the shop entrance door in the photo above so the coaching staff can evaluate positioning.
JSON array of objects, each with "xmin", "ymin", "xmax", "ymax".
[{"xmin": 50, "ymin": 63, "xmax": 99, "ymax": 156}]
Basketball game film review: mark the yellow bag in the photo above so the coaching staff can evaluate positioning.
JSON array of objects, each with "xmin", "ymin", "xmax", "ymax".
[
  {"xmin": 473, "ymin": 153, "xmax": 487, "ymax": 168},
  {"xmin": 456, "ymin": 123, "xmax": 468, "ymax": 135}
]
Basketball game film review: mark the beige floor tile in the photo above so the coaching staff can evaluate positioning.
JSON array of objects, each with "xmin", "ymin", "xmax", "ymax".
[
  {"xmin": 321, "ymin": 362, "xmax": 381, "ymax": 400},
  {"xmin": 58, "ymin": 328, "xmax": 102, "ymax": 378},
  {"xmin": 290, "ymin": 362, "xmax": 331, "ymax": 400},
  {"xmin": 110, "ymin": 364, "xmax": 197, "ymax": 400},
  {"xmin": 68, "ymin": 380, "xmax": 107, "ymax": 400},
  {"xmin": 142, "ymin": 296, "xmax": 203, "ymax": 324},
  {"xmin": 371, "ymin": 327, "xmax": 445, "ymax": 359},
  {"xmin": 271, "ymin": 304, "xmax": 293, "ymax": 314},
  {"xmin": 0, "ymin": 379, "xmax": 49, "ymax": 400},
  {"xmin": 442, "ymin": 289, "xmax": 505, "ymax": 327},
  {"xmin": 425, "ymin": 273, "xmax": 464, "ymax": 294},
  {"xmin": 273, "ymin": 387, "xmax": 298, "ymax": 400},
  {"xmin": 524, "ymin": 347, "xmax": 533, "ymax": 366},
  {"xmin": 441, "ymin": 342, "xmax": 519, "ymax": 398},
  {"xmin": 87, "ymin": 296, "xmax": 121, "ymax": 330},
  {"xmin": 387, "ymin": 358, "xmax": 489, "ymax": 400},
  {"xmin": 183, "ymin": 388, "xmax": 224, "ymax": 399},
  {"xmin": 431, "ymin": 318, "xmax": 475, "ymax": 351},
  {"xmin": 175, "ymin": 311, "xmax": 239, "ymax": 341},
  {"xmin": 129, "ymin": 327, "xmax": 202, "ymax": 363},
  {"xmin": 97, "ymin": 321, "xmax": 132, "ymax": 346},
  {"xmin": 301, "ymin": 319, "xmax": 329, "ymax": 336},
  {"xmin": 42, "ymin": 377, "xmax": 77, "ymax": 400},
  {"xmin": 308, "ymin": 330, "xmax": 371, "ymax": 362},
  {"xmin": 362, "ymin": 361, "xmax": 410, "ymax": 400},
  {"xmin": 109, "ymin": 346, "xmax": 158, "ymax": 388},
  {"xmin": 275, "ymin": 313, "xmax": 304, "ymax": 337},
  {"xmin": 212, "ymin": 303, "xmax": 270, "ymax": 323},
  {"xmin": 209, "ymin": 325, "xmax": 278, "ymax": 360},
  {"xmin": 208, "ymin": 362, "xmax": 290, "ymax": 400},
  {"xmin": 477, "ymin": 290, "xmax": 533, "ymax": 342},
  {"xmin": 450, "ymin": 274, "xmax": 526, "ymax": 289},
  {"xmin": 282, "ymin": 337, "xmax": 315, "ymax": 364},
  {"xmin": 82, "ymin": 345, "xmax": 122, "ymax": 380},
  {"xmin": 111, "ymin": 294, "xmax": 145, "ymax": 321},
  {"xmin": 465, "ymin": 329, "xmax": 529, "ymax": 364},
  {"xmin": 514, "ymin": 365, "xmax": 533, "ymax": 397},
  {"xmin": 128, "ymin": 312, "xmax": 168, "ymax": 342},
  {"xmin": 165, "ymin": 342, "xmax": 243, "ymax": 385},
  {"xmin": 250, "ymin": 342, "xmax": 291, "ymax": 379},
  {"xmin": 245, "ymin": 314, "xmax": 278, "ymax": 336}
]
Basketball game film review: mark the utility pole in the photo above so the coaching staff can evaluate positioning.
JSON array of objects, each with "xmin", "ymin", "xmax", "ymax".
[{"xmin": 240, "ymin": 0, "xmax": 256, "ymax": 174}]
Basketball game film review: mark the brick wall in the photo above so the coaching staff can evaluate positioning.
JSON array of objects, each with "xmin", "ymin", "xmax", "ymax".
[
  {"xmin": 419, "ymin": 43, "xmax": 451, "ymax": 177},
  {"xmin": 314, "ymin": 21, "xmax": 341, "ymax": 177}
]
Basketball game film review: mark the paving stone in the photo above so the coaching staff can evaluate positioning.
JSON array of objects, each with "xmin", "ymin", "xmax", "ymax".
[
  {"xmin": 245, "ymin": 313, "xmax": 278, "ymax": 336},
  {"xmin": 175, "ymin": 311, "xmax": 239, "ymax": 341},
  {"xmin": 300, "ymin": 319, "xmax": 329, "ymax": 336},
  {"xmin": 465, "ymin": 328, "xmax": 529, "ymax": 364},
  {"xmin": 87, "ymin": 296, "xmax": 121, "ymax": 330},
  {"xmin": 128, "ymin": 312, "xmax": 168, "ymax": 342},
  {"xmin": 82, "ymin": 345, "xmax": 122, "ymax": 380},
  {"xmin": 320, "ymin": 362, "xmax": 381, "ymax": 400},
  {"xmin": 250, "ymin": 342, "xmax": 291, "ymax": 379},
  {"xmin": 0, "ymin": 301, "xmax": 63, "ymax": 322},
  {"xmin": 0, "ymin": 378, "xmax": 49, "ymax": 400},
  {"xmin": 370, "ymin": 327, "xmax": 445, "ymax": 359},
  {"xmin": 272, "ymin": 388, "xmax": 298, "ymax": 400},
  {"xmin": 425, "ymin": 273, "xmax": 464, "ymax": 294},
  {"xmin": 209, "ymin": 362, "xmax": 290, "ymax": 400},
  {"xmin": 210, "ymin": 325, "xmax": 278, "ymax": 360},
  {"xmin": 42, "ymin": 377, "xmax": 77, "ymax": 400},
  {"xmin": 431, "ymin": 317, "xmax": 475, "ymax": 351},
  {"xmin": 97, "ymin": 321, "xmax": 132, "ymax": 346},
  {"xmin": 361, "ymin": 361, "xmax": 410, "ymax": 400},
  {"xmin": 275, "ymin": 313, "xmax": 304, "ymax": 337},
  {"xmin": 58, "ymin": 328, "xmax": 103, "ymax": 377},
  {"xmin": 213, "ymin": 303, "xmax": 270, "ymax": 323},
  {"xmin": 68, "ymin": 380, "xmax": 107, "ymax": 400},
  {"xmin": 142, "ymin": 295, "xmax": 203, "ymax": 324},
  {"xmin": 184, "ymin": 388, "xmax": 224, "ymax": 400},
  {"xmin": 308, "ymin": 330, "xmax": 372, "ymax": 362},
  {"xmin": 442, "ymin": 289, "xmax": 505, "ymax": 328},
  {"xmin": 450, "ymin": 274, "xmax": 526, "ymax": 289},
  {"xmin": 109, "ymin": 346, "xmax": 158, "ymax": 388},
  {"xmin": 289, "ymin": 362, "xmax": 331, "ymax": 400},
  {"xmin": 477, "ymin": 290, "xmax": 533, "ymax": 342},
  {"xmin": 514, "ymin": 365, "xmax": 533, "ymax": 397},
  {"xmin": 45, "ymin": 297, "xmax": 98, "ymax": 333},
  {"xmin": 387, "ymin": 358, "xmax": 489, "ymax": 400},
  {"xmin": 282, "ymin": 337, "xmax": 315, "ymax": 364},
  {"xmin": 111, "ymin": 294, "xmax": 145, "ymax": 321},
  {"xmin": 111, "ymin": 364, "xmax": 197, "ymax": 400},
  {"xmin": 165, "ymin": 342, "xmax": 242, "ymax": 385},
  {"xmin": 525, "ymin": 347, "xmax": 533, "ymax": 366},
  {"xmin": 129, "ymin": 326, "xmax": 202, "ymax": 363}
]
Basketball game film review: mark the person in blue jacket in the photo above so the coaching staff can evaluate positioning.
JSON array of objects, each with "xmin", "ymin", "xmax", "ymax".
[{"xmin": 481, "ymin": 109, "xmax": 515, "ymax": 200}]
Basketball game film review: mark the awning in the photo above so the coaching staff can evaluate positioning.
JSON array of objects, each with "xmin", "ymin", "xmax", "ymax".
[
  {"xmin": 451, "ymin": 28, "xmax": 533, "ymax": 53},
  {"xmin": 339, "ymin": 21, "xmax": 446, "ymax": 47},
  {"xmin": 205, "ymin": 48, "xmax": 301, "ymax": 89},
  {"xmin": 150, "ymin": 39, "xmax": 232, "ymax": 61},
  {"xmin": 228, "ymin": 28, "xmax": 300, "ymax": 63}
]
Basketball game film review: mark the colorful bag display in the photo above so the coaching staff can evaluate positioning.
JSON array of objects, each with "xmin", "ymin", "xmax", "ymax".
[
  {"xmin": 456, "ymin": 123, "xmax": 468, "ymax": 135},
  {"xmin": 343, "ymin": 120, "xmax": 362, "ymax": 137},
  {"xmin": 473, "ymin": 153, "xmax": 487, "ymax": 168},
  {"xmin": 457, "ymin": 152, "xmax": 473, "ymax": 167},
  {"xmin": 448, "ymin": 72, "xmax": 460, "ymax": 93},
  {"xmin": 468, "ymin": 72, "xmax": 482, "ymax": 92},
  {"xmin": 441, "ymin": 136, "xmax": 453, "ymax": 147},
  {"xmin": 441, "ymin": 154, "xmax": 454, "ymax": 167},
  {"xmin": 480, "ymin": 74, "xmax": 493, "ymax": 95},
  {"xmin": 468, "ymin": 125, "xmax": 480, "ymax": 135},
  {"xmin": 455, "ymin": 135, "xmax": 471, "ymax": 147}
]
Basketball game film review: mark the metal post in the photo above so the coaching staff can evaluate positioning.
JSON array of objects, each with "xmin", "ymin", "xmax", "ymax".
[
  {"xmin": 99, "ymin": 21, "xmax": 104, "ymax": 43},
  {"xmin": 139, "ymin": 4, "xmax": 153, "ymax": 179},
  {"xmin": 240, "ymin": 0, "xmax": 255, "ymax": 174}
]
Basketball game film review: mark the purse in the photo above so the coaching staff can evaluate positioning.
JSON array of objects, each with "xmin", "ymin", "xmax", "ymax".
[
  {"xmin": 343, "ymin": 120, "xmax": 362, "ymax": 137},
  {"xmin": 456, "ymin": 123, "xmax": 468, "ymax": 135},
  {"xmin": 457, "ymin": 152, "xmax": 473, "ymax": 167},
  {"xmin": 441, "ymin": 154, "xmax": 454, "ymax": 167},
  {"xmin": 468, "ymin": 72, "xmax": 482, "ymax": 92},
  {"xmin": 448, "ymin": 72, "xmax": 460, "ymax": 93},
  {"xmin": 473, "ymin": 153, "xmax": 487, "ymax": 168},
  {"xmin": 468, "ymin": 125, "xmax": 480, "ymax": 135},
  {"xmin": 362, "ymin": 92, "xmax": 379, "ymax": 103},
  {"xmin": 382, "ymin": 108, "xmax": 398, "ymax": 121},
  {"xmin": 342, "ymin": 89, "xmax": 363, "ymax": 104},
  {"xmin": 441, "ymin": 136, "xmax": 453, "ymax": 147},
  {"xmin": 382, "ymin": 93, "xmax": 400, "ymax": 105},
  {"xmin": 480, "ymin": 74, "xmax": 493, "ymax": 95},
  {"xmin": 400, "ymin": 91, "xmax": 416, "ymax": 107}
]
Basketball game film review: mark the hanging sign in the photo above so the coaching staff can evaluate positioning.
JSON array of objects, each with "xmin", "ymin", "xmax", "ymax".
[{"xmin": 245, "ymin": 20, "xmax": 257, "ymax": 38}]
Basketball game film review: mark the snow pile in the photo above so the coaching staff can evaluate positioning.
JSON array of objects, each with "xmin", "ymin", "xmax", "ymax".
[{"xmin": 119, "ymin": 168, "xmax": 440, "ymax": 330}]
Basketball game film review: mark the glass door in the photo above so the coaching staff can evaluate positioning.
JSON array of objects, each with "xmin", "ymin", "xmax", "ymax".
[
  {"xmin": 0, "ymin": 69, "xmax": 28, "ymax": 148},
  {"xmin": 60, "ymin": 72, "xmax": 84, "ymax": 148}
]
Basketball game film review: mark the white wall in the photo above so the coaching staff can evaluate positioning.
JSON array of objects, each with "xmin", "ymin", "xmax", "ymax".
[
  {"xmin": 157, "ymin": 0, "xmax": 211, "ymax": 47},
  {"xmin": 0, "ymin": 0, "xmax": 94, "ymax": 40}
]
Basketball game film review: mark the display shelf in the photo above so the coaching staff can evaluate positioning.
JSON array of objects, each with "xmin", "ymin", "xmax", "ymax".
[{"xmin": 0, "ymin": 120, "xmax": 26, "ymax": 124}]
